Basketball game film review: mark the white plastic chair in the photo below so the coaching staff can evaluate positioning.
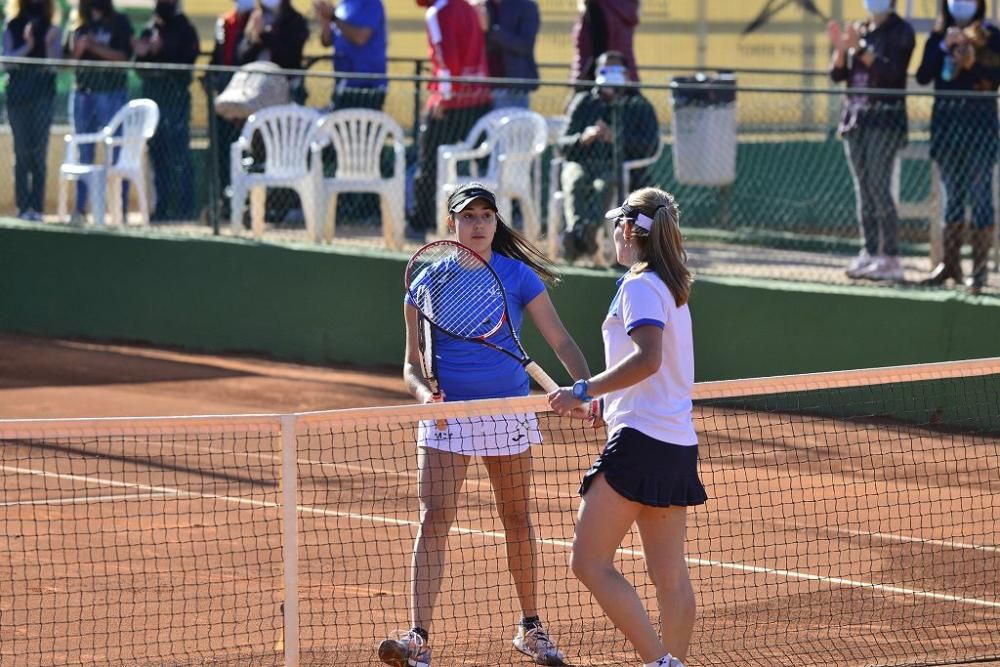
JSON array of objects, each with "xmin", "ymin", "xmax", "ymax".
[
  {"xmin": 546, "ymin": 132, "xmax": 664, "ymax": 266},
  {"xmin": 436, "ymin": 108, "xmax": 549, "ymax": 242},
  {"xmin": 58, "ymin": 98, "xmax": 160, "ymax": 226},
  {"xmin": 229, "ymin": 104, "xmax": 322, "ymax": 239},
  {"xmin": 312, "ymin": 109, "xmax": 406, "ymax": 249}
]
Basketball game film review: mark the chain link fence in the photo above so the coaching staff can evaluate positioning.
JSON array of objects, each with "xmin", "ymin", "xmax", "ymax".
[{"xmin": 1, "ymin": 56, "xmax": 997, "ymax": 291}]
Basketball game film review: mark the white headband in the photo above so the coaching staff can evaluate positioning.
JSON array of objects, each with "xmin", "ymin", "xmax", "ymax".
[{"xmin": 634, "ymin": 212, "xmax": 654, "ymax": 231}]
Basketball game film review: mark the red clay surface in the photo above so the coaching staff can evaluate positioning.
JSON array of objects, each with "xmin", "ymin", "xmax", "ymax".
[{"xmin": 1, "ymin": 334, "xmax": 998, "ymax": 667}]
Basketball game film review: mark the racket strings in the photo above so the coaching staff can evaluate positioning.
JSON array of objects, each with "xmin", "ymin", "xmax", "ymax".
[{"xmin": 410, "ymin": 247, "xmax": 507, "ymax": 340}]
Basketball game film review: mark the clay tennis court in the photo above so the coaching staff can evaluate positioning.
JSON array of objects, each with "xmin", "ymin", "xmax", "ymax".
[{"xmin": 1, "ymin": 333, "xmax": 998, "ymax": 666}]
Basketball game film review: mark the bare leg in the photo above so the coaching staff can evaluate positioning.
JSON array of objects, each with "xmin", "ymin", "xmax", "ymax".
[
  {"xmin": 636, "ymin": 503, "xmax": 694, "ymax": 661},
  {"xmin": 411, "ymin": 446, "xmax": 471, "ymax": 630},
  {"xmin": 571, "ymin": 474, "xmax": 666, "ymax": 663},
  {"xmin": 482, "ymin": 450, "xmax": 537, "ymax": 617}
]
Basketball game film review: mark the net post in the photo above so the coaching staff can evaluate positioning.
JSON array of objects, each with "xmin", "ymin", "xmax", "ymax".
[{"xmin": 280, "ymin": 414, "xmax": 300, "ymax": 667}]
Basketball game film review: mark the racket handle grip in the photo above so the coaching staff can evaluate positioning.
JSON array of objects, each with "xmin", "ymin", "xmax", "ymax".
[{"xmin": 524, "ymin": 361, "xmax": 559, "ymax": 394}]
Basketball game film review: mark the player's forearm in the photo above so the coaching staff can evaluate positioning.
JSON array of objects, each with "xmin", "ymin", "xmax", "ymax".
[
  {"xmin": 403, "ymin": 363, "xmax": 435, "ymax": 403},
  {"xmin": 585, "ymin": 349, "xmax": 660, "ymax": 398},
  {"xmin": 552, "ymin": 338, "xmax": 591, "ymax": 383}
]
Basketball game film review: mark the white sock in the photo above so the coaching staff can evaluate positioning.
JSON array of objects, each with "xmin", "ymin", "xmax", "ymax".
[{"xmin": 644, "ymin": 654, "xmax": 676, "ymax": 667}]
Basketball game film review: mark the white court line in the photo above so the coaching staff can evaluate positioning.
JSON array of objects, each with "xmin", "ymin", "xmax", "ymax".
[
  {"xmin": 4, "ymin": 463, "xmax": 1000, "ymax": 611},
  {"xmin": 2, "ymin": 492, "xmax": 175, "ymax": 507},
  {"xmin": 777, "ymin": 520, "xmax": 1000, "ymax": 554},
  {"xmin": 107, "ymin": 437, "xmax": 554, "ymax": 497}
]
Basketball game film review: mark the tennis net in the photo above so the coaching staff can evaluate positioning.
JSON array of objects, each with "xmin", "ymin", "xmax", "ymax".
[{"xmin": 1, "ymin": 359, "xmax": 998, "ymax": 666}]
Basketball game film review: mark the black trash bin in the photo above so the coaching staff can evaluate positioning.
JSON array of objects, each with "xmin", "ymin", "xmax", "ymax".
[{"xmin": 669, "ymin": 72, "xmax": 737, "ymax": 186}]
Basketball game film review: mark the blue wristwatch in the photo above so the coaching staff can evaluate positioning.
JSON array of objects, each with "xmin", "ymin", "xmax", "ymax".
[{"xmin": 572, "ymin": 379, "xmax": 593, "ymax": 402}]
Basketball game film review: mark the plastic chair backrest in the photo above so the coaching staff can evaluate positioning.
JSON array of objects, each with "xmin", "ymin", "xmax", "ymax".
[
  {"xmin": 316, "ymin": 109, "xmax": 405, "ymax": 179},
  {"xmin": 242, "ymin": 104, "xmax": 320, "ymax": 176},
  {"xmin": 106, "ymin": 99, "xmax": 160, "ymax": 169},
  {"xmin": 494, "ymin": 110, "xmax": 548, "ymax": 166}
]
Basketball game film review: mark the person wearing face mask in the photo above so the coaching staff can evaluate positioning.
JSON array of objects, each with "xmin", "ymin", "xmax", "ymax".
[
  {"xmin": 916, "ymin": 0, "xmax": 1000, "ymax": 294},
  {"xmin": 828, "ymin": 0, "xmax": 916, "ymax": 282},
  {"xmin": 3, "ymin": 0, "xmax": 63, "ymax": 222},
  {"xmin": 556, "ymin": 50, "xmax": 658, "ymax": 263},
  {"xmin": 207, "ymin": 0, "xmax": 255, "ymax": 220},
  {"xmin": 134, "ymin": 0, "xmax": 199, "ymax": 222},
  {"xmin": 63, "ymin": 0, "xmax": 133, "ymax": 223}
]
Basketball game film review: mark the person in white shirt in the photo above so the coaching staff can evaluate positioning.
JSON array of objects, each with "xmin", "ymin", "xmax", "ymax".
[{"xmin": 548, "ymin": 186, "xmax": 706, "ymax": 667}]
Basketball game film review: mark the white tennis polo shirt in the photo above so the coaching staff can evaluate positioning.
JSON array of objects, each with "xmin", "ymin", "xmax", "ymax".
[{"xmin": 601, "ymin": 271, "xmax": 698, "ymax": 446}]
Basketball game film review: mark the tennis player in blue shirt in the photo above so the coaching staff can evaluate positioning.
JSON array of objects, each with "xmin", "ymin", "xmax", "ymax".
[
  {"xmin": 379, "ymin": 183, "xmax": 593, "ymax": 667},
  {"xmin": 549, "ymin": 187, "xmax": 707, "ymax": 667}
]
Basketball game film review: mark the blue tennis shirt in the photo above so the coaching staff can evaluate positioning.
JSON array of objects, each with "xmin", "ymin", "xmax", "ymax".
[
  {"xmin": 407, "ymin": 252, "xmax": 545, "ymax": 401},
  {"xmin": 332, "ymin": 0, "xmax": 388, "ymax": 89}
]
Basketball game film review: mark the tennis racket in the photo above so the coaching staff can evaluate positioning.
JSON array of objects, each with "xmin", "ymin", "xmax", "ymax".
[
  {"xmin": 415, "ymin": 283, "xmax": 448, "ymax": 430},
  {"xmin": 405, "ymin": 240, "xmax": 559, "ymax": 394}
]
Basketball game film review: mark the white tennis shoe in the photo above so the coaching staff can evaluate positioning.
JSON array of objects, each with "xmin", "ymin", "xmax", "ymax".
[
  {"xmin": 845, "ymin": 250, "xmax": 877, "ymax": 279},
  {"xmin": 862, "ymin": 255, "xmax": 904, "ymax": 282},
  {"xmin": 513, "ymin": 622, "xmax": 565, "ymax": 665}
]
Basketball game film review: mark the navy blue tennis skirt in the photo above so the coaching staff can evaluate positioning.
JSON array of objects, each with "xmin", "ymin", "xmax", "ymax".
[{"xmin": 580, "ymin": 427, "xmax": 708, "ymax": 508}]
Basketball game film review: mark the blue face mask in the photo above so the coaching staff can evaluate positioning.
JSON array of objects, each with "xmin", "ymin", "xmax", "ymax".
[
  {"xmin": 595, "ymin": 64, "xmax": 627, "ymax": 87},
  {"xmin": 864, "ymin": 0, "xmax": 892, "ymax": 14},
  {"xmin": 949, "ymin": 0, "xmax": 979, "ymax": 24}
]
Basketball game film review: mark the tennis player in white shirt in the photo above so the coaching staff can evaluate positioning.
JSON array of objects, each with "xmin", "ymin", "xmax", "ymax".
[{"xmin": 548, "ymin": 187, "xmax": 707, "ymax": 667}]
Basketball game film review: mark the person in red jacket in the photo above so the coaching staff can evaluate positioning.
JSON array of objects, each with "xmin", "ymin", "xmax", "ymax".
[
  {"xmin": 408, "ymin": 0, "xmax": 493, "ymax": 240},
  {"xmin": 570, "ymin": 0, "xmax": 640, "ymax": 84}
]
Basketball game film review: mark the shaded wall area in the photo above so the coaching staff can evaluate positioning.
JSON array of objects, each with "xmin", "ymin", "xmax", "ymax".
[{"xmin": 2, "ymin": 222, "xmax": 999, "ymax": 385}]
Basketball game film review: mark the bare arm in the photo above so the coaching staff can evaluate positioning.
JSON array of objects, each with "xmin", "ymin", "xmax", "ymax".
[
  {"xmin": 403, "ymin": 303, "xmax": 437, "ymax": 404},
  {"xmin": 523, "ymin": 290, "xmax": 591, "ymax": 382}
]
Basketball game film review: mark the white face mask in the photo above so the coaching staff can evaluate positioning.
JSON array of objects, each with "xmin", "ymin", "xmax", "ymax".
[
  {"xmin": 864, "ymin": 0, "xmax": 892, "ymax": 14},
  {"xmin": 236, "ymin": 0, "xmax": 255, "ymax": 11},
  {"xmin": 949, "ymin": 0, "xmax": 978, "ymax": 24}
]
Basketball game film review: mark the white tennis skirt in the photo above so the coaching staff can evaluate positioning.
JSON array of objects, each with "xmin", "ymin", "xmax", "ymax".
[{"xmin": 417, "ymin": 412, "xmax": 542, "ymax": 456}]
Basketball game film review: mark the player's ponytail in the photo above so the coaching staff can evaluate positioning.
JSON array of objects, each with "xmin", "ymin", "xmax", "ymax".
[
  {"xmin": 626, "ymin": 188, "xmax": 692, "ymax": 306},
  {"xmin": 492, "ymin": 213, "xmax": 560, "ymax": 285}
]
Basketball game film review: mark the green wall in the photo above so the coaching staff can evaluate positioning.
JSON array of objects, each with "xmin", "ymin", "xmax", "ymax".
[{"xmin": 3, "ymin": 222, "xmax": 1000, "ymax": 384}]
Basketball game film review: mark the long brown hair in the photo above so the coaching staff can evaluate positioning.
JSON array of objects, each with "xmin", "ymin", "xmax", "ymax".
[
  {"xmin": 491, "ymin": 213, "xmax": 560, "ymax": 285},
  {"xmin": 625, "ymin": 187, "xmax": 692, "ymax": 306},
  {"xmin": 448, "ymin": 210, "xmax": 560, "ymax": 285}
]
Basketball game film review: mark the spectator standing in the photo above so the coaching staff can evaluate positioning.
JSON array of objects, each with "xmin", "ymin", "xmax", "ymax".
[
  {"xmin": 828, "ymin": 0, "xmax": 915, "ymax": 282},
  {"xmin": 3, "ymin": 0, "xmax": 62, "ymax": 222},
  {"xmin": 207, "ymin": 0, "xmax": 254, "ymax": 219},
  {"xmin": 472, "ymin": 0, "xmax": 540, "ymax": 110},
  {"xmin": 570, "ymin": 0, "xmax": 640, "ymax": 84},
  {"xmin": 916, "ymin": 0, "xmax": 1000, "ymax": 294},
  {"xmin": 313, "ymin": 0, "xmax": 388, "ymax": 111},
  {"xmin": 557, "ymin": 51, "xmax": 658, "ymax": 262},
  {"xmin": 134, "ymin": 0, "xmax": 200, "ymax": 222},
  {"xmin": 238, "ymin": 0, "xmax": 309, "ymax": 103},
  {"xmin": 409, "ymin": 0, "xmax": 492, "ymax": 239},
  {"xmin": 64, "ymin": 0, "xmax": 133, "ymax": 223}
]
